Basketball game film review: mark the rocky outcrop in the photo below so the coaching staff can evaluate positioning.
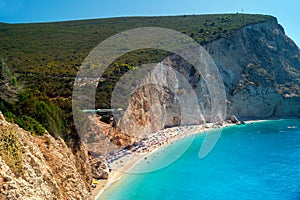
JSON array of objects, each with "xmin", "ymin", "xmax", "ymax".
[
  {"xmin": 90, "ymin": 161, "xmax": 108, "ymax": 180},
  {"xmin": 115, "ymin": 63, "xmax": 205, "ymax": 140},
  {"xmin": 230, "ymin": 115, "xmax": 239, "ymax": 123},
  {"xmin": 0, "ymin": 114, "xmax": 92, "ymax": 200},
  {"xmin": 116, "ymin": 18, "xmax": 300, "ymax": 137},
  {"xmin": 206, "ymin": 18, "xmax": 300, "ymax": 119},
  {"xmin": 0, "ymin": 111, "xmax": 4, "ymax": 121}
]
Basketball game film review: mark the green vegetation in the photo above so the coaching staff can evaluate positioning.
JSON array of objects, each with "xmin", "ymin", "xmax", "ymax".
[
  {"xmin": 0, "ymin": 14, "xmax": 274, "ymax": 146},
  {"xmin": 0, "ymin": 14, "xmax": 274, "ymax": 97},
  {"xmin": 0, "ymin": 126, "xmax": 24, "ymax": 176},
  {"xmin": 96, "ymin": 62, "xmax": 139, "ymax": 108},
  {"xmin": 0, "ymin": 61, "xmax": 67, "ymax": 138},
  {"xmin": 0, "ymin": 60, "xmax": 22, "ymax": 103},
  {"xmin": 0, "ymin": 90, "xmax": 68, "ymax": 138}
]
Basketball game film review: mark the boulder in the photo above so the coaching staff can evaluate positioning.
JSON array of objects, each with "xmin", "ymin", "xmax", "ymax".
[
  {"xmin": 230, "ymin": 115, "xmax": 239, "ymax": 123},
  {"xmin": 101, "ymin": 171, "xmax": 109, "ymax": 179},
  {"xmin": 91, "ymin": 161, "xmax": 108, "ymax": 180},
  {"xmin": 0, "ymin": 111, "xmax": 5, "ymax": 121}
]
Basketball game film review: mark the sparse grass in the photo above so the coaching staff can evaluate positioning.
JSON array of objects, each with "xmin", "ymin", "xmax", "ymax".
[{"xmin": 0, "ymin": 126, "xmax": 24, "ymax": 176}]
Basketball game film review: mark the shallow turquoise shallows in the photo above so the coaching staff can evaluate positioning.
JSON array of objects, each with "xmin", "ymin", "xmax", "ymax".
[{"xmin": 99, "ymin": 120, "xmax": 300, "ymax": 200}]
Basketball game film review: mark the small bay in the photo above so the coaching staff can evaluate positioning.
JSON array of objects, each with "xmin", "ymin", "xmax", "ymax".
[{"xmin": 100, "ymin": 120, "xmax": 300, "ymax": 200}]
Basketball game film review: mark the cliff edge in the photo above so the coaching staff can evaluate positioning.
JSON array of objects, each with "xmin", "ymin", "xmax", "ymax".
[
  {"xmin": 206, "ymin": 18, "xmax": 300, "ymax": 118},
  {"xmin": 0, "ymin": 111, "xmax": 92, "ymax": 200},
  {"xmin": 116, "ymin": 18, "xmax": 300, "ymax": 139}
]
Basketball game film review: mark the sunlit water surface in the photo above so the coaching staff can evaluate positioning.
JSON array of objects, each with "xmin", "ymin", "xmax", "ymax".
[{"xmin": 99, "ymin": 120, "xmax": 300, "ymax": 200}]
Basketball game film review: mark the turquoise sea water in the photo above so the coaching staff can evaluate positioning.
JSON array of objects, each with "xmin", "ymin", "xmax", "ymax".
[{"xmin": 100, "ymin": 120, "xmax": 300, "ymax": 200}]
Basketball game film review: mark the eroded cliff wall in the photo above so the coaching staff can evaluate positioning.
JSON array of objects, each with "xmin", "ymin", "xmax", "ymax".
[
  {"xmin": 117, "ymin": 18, "xmax": 300, "ymax": 139},
  {"xmin": 0, "ymin": 112, "xmax": 92, "ymax": 200},
  {"xmin": 206, "ymin": 18, "xmax": 300, "ymax": 118}
]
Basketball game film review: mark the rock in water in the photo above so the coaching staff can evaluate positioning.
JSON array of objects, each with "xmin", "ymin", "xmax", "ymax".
[{"xmin": 230, "ymin": 115, "xmax": 239, "ymax": 123}]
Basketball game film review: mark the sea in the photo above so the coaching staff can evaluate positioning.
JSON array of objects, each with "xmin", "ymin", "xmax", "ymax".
[{"xmin": 99, "ymin": 119, "xmax": 300, "ymax": 200}]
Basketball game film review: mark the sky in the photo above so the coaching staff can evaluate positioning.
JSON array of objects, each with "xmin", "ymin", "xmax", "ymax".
[{"xmin": 0, "ymin": 0, "xmax": 299, "ymax": 47}]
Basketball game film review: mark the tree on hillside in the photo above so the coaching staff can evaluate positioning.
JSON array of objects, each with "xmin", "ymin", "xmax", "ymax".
[{"xmin": 0, "ymin": 59, "xmax": 22, "ymax": 103}]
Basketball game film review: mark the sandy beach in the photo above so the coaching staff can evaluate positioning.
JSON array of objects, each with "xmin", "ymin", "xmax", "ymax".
[{"xmin": 93, "ymin": 120, "xmax": 266, "ymax": 199}]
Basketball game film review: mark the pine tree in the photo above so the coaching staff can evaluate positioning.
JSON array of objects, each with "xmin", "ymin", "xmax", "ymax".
[{"xmin": 0, "ymin": 60, "xmax": 22, "ymax": 103}]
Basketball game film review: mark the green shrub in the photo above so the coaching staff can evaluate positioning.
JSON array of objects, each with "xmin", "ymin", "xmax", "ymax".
[
  {"xmin": 0, "ymin": 126, "xmax": 24, "ymax": 176},
  {"xmin": 0, "ymin": 90, "xmax": 66, "ymax": 137},
  {"xmin": 20, "ymin": 116, "xmax": 46, "ymax": 136},
  {"xmin": 2, "ymin": 111, "xmax": 46, "ymax": 136}
]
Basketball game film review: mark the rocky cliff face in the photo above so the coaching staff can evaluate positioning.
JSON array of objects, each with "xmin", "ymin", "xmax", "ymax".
[
  {"xmin": 2, "ymin": 17, "xmax": 299, "ymax": 198},
  {"xmin": 115, "ymin": 62, "xmax": 207, "ymax": 140},
  {"xmin": 0, "ymin": 112, "xmax": 92, "ymax": 200},
  {"xmin": 116, "ymin": 18, "xmax": 300, "ymax": 138},
  {"xmin": 206, "ymin": 18, "xmax": 300, "ymax": 118}
]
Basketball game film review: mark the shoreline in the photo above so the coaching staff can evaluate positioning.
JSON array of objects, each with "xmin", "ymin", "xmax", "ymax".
[{"xmin": 94, "ymin": 119, "xmax": 268, "ymax": 199}]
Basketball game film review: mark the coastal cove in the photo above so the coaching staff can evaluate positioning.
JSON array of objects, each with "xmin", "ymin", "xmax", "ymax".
[
  {"xmin": 98, "ymin": 119, "xmax": 300, "ymax": 200},
  {"xmin": 1, "ymin": 9, "xmax": 300, "ymax": 199}
]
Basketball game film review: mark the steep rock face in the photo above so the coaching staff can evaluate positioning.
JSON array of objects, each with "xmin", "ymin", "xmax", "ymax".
[
  {"xmin": 117, "ymin": 18, "xmax": 300, "ymax": 137},
  {"xmin": 116, "ymin": 64, "xmax": 205, "ymax": 139},
  {"xmin": 0, "ymin": 113, "xmax": 92, "ymax": 200},
  {"xmin": 118, "ymin": 83, "xmax": 180, "ymax": 139},
  {"xmin": 206, "ymin": 18, "xmax": 300, "ymax": 118}
]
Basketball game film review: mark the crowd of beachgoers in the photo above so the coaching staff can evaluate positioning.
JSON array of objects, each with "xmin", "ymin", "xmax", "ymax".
[{"xmin": 105, "ymin": 124, "xmax": 211, "ymax": 166}]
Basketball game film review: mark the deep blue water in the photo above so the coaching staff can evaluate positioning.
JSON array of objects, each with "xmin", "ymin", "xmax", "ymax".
[{"xmin": 100, "ymin": 120, "xmax": 300, "ymax": 200}]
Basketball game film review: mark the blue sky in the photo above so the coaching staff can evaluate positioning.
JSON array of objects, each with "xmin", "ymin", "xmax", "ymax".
[{"xmin": 0, "ymin": 0, "xmax": 299, "ymax": 47}]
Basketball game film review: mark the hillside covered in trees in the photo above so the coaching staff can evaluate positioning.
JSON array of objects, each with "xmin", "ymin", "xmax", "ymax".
[{"xmin": 0, "ymin": 14, "xmax": 274, "ymax": 144}]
